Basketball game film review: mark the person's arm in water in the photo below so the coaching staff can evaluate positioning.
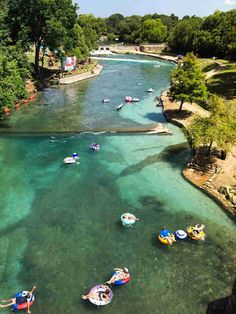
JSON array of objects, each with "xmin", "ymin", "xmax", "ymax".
[
  {"xmin": 0, "ymin": 298, "xmax": 15, "ymax": 308},
  {"xmin": 30, "ymin": 286, "xmax": 36, "ymax": 294},
  {"xmin": 82, "ymin": 292, "xmax": 99, "ymax": 300},
  {"xmin": 27, "ymin": 286, "xmax": 36, "ymax": 314},
  {"xmin": 1, "ymin": 298, "xmax": 13, "ymax": 302}
]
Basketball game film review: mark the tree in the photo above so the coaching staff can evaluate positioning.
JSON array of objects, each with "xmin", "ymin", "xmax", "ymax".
[
  {"xmin": 116, "ymin": 15, "xmax": 142, "ymax": 43},
  {"xmin": 188, "ymin": 116, "xmax": 217, "ymax": 154},
  {"xmin": 208, "ymin": 95, "xmax": 236, "ymax": 158},
  {"xmin": 168, "ymin": 17, "xmax": 202, "ymax": 52},
  {"xmin": 0, "ymin": 51, "xmax": 28, "ymax": 112},
  {"xmin": 78, "ymin": 14, "xmax": 106, "ymax": 39},
  {"xmin": 169, "ymin": 52, "xmax": 208, "ymax": 111},
  {"xmin": 0, "ymin": 0, "xmax": 10, "ymax": 45},
  {"xmin": 141, "ymin": 18, "xmax": 167, "ymax": 43},
  {"xmin": 188, "ymin": 95, "xmax": 236, "ymax": 158},
  {"xmin": 7, "ymin": 0, "xmax": 78, "ymax": 74},
  {"xmin": 106, "ymin": 13, "xmax": 124, "ymax": 33},
  {"xmin": 78, "ymin": 14, "xmax": 103, "ymax": 50},
  {"xmin": 168, "ymin": 10, "xmax": 236, "ymax": 59},
  {"xmin": 201, "ymin": 10, "xmax": 236, "ymax": 59},
  {"xmin": 64, "ymin": 24, "xmax": 89, "ymax": 62}
]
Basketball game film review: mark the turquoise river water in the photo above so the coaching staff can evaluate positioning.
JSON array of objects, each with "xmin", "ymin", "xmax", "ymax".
[{"xmin": 0, "ymin": 55, "xmax": 235, "ymax": 314}]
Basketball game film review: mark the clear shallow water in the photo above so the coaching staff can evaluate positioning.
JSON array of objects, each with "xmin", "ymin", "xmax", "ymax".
[
  {"xmin": 0, "ymin": 55, "xmax": 235, "ymax": 314},
  {"xmin": 1, "ymin": 55, "xmax": 174, "ymax": 132}
]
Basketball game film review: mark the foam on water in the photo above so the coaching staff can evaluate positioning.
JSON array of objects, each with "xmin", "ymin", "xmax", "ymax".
[{"xmin": 91, "ymin": 56, "xmax": 163, "ymax": 64}]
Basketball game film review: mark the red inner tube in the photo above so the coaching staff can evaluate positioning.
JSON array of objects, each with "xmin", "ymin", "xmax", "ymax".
[{"xmin": 17, "ymin": 299, "xmax": 34, "ymax": 310}]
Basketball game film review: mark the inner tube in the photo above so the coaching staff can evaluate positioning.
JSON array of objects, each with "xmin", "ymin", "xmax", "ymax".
[
  {"xmin": 63, "ymin": 157, "xmax": 77, "ymax": 164},
  {"xmin": 11, "ymin": 292, "xmax": 35, "ymax": 311},
  {"xmin": 88, "ymin": 285, "xmax": 113, "ymax": 306},
  {"xmin": 158, "ymin": 230, "xmax": 176, "ymax": 245},
  {"xmin": 175, "ymin": 229, "xmax": 188, "ymax": 240},
  {"xmin": 90, "ymin": 143, "xmax": 100, "ymax": 151},
  {"xmin": 125, "ymin": 96, "xmax": 132, "ymax": 103},
  {"xmin": 121, "ymin": 213, "xmax": 136, "ymax": 227},
  {"xmin": 187, "ymin": 226, "xmax": 205, "ymax": 241},
  {"xmin": 110, "ymin": 271, "xmax": 131, "ymax": 286}
]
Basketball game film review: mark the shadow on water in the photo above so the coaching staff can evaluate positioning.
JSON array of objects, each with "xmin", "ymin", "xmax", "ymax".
[
  {"xmin": 0, "ymin": 218, "xmax": 27, "ymax": 238},
  {"xmin": 143, "ymin": 112, "xmax": 164, "ymax": 122},
  {"xmin": 133, "ymin": 145, "xmax": 162, "ymax": 152},
  {"xmin": 140, "ymin": 196, "xmax": 165, "ymax": 212},
  {"xmin": 118, "ymin": 142, "xmax": 190, "ymax": 178}
]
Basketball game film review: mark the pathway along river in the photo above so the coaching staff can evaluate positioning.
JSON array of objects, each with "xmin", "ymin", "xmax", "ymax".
[{"xmin": 0, "ymin": 55, "xmax": 235, "ymax": 314}]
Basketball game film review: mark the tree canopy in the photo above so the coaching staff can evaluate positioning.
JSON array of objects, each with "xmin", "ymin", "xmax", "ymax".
[
  {"xmin": 188, "ymin": 95, "xmax": 236, "ymax": 158},
  {"xmin": 7, "ymin": 0, "xmax": 78, "ymax": 74},
  {"xmin": 168, "ymin": 10, "xmax": 236, "ymax": 59},
  {"xmin": 0, "ymin": 49, "xmax": 28, "ymax": 111},
  {"xmin": 169, "ymin": 52, "xmax": 208, "ymax": 111},
  {"xmin": 141, "ymin": 19, "xmax": 167, "ymax": 43}
]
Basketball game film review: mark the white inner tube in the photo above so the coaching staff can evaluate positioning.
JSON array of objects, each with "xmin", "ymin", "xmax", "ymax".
[
  {"xmin": 89, "ymin": 285, "xmax": 113, "ymax": 306},
  {"xmin": 121, "ymin": 213, "xmax": 136, "ymax": 226},
  {"xmin": 176, "ymin": 230, "xmax": 187, "ymax": 239}
]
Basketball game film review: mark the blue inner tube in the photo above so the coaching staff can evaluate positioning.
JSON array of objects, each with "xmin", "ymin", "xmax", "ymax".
[
  {"xmin": 175, "ymin": 230, "xmax": 188, "ymax": 240},
  {"xmin": 111, "ymin": 271, "xmax": 130, "ymax": 286},
  {"xmin": 160, "ymin": 229, "xmax": 172, "ymax": 237}
]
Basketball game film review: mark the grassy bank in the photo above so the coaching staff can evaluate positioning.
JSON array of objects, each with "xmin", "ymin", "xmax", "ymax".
[{"xmin": 198, "ymin": 58, "xmax": 236, "ymax": 107}]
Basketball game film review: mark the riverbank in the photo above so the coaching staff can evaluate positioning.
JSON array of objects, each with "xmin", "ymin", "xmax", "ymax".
[{"xmin": 162, "ymin": 91, "xmax": 236, "ymax": 216}]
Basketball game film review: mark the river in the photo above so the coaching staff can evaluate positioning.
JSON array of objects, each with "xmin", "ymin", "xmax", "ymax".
[{"xmin": 0, "ymin": 55, "xmax": 235, "ymax": 314}]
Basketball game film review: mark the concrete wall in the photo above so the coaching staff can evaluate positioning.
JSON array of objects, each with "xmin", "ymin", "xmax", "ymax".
[
  {"xmin": 140, "ymin": 44, "xmax": 169, "ymax": 53},
  {"xmin": 59, "ymin": 64, "xmax": 103, "ymax": 85}
]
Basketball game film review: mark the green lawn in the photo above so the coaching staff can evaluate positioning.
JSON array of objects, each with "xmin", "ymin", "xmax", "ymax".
[
  {"xmin": 198, "ymin": 58, "xmax": 236, "ymax": 72},
  {"xmin": 206, "ymin": 71, "xmax": 236, "ymax": 100},
  {"xmin": 198, "ymin": 58, "xmax": 236, "ymax": 107}
]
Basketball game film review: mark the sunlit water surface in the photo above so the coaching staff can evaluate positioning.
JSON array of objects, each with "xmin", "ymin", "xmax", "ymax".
[{"xmin": 0, "ymin": 55, "xmax": 235, "ymax": 314}]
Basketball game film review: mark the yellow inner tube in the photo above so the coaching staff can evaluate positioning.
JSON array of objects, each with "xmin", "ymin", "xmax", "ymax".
[
  {"xmin": 187, "ymin": 226, "xmax": 205, "ymax": 240},
  {"xmin": 158, "ymin": 234, "xmax": 176, "ymax": 245}
]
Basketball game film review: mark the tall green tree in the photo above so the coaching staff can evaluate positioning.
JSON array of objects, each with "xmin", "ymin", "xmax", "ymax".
[
  {"xmin": 141, "ymin": 18, "xmax": 167, "ymax": 43},
  {"xmin": 7, "ymin": 0, "xmax": 78, "ymax": 74},
  {"xmin": 0, "ymin": 51, "xmax": 28, "ymax": 111},
  {"xmin": 0, "ymin": 0, "xmax": 10, "ymax": 45},
  {"xmin": 64, "ymin": 23, "xmax": 89, "ymax": 62},
  {"xmin": 117, "ymin": 15, "xmax": 142, "ymax": 43},
  {"xmin": 188, "ymin": 116, "xmax": 216, "ymax": 154},
  {"xmin": 106, "ymin": 13, "xmax": 124, "ymax": 33},
  {"xmin": 188, "ymin": 95, "xmax": 236, "ymax": 158},
  {"xmin": 78, "ymin": 14, "xmax": 103, "ymax": 50},
  {"xmin": 168, "ymin": 17, "xmax": 202, "ymax": 52},
  {"xmin": 169, "ymin": 52, "xmax": 207, "ymax": 111}
]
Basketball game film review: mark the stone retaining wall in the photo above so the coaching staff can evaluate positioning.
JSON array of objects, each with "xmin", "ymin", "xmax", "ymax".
[{"xmin": 59, "ymin": 64, "xmax": 103, "ymax": 85}]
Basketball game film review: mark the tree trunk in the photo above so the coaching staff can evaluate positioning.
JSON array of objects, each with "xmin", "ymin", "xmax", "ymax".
[
  {"xmin": 207, "ymin": 141, "xmax": 213, "ymax": 155},
  {"xmin": 34, "ymin": 40, "xmax": 41, "ymax": 76},
  {"xmin": 179, "ymin": 99, "xmax": 184, "ymax": 112},
  {"xmin": 220, "ymin": 150, "xmax": 227, "ymax": 160}
]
